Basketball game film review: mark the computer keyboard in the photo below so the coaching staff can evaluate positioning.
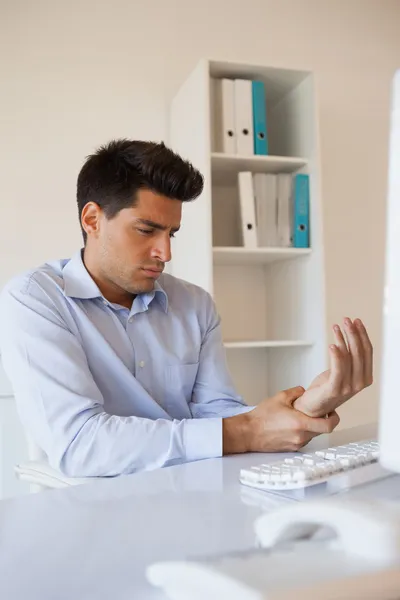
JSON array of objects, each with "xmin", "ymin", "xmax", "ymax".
[{"xmin": 239, "ymin": 440, "xmax": 388, "ymax": 491}]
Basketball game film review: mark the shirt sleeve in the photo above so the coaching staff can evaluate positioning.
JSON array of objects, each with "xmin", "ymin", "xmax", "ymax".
[
  {"xmin": 0, "ymin": 279, "xmax": 223, "ymax": 478},
  {"xmin": 189, "ymin": 292, "xmax": 255, "ymax": 419}
]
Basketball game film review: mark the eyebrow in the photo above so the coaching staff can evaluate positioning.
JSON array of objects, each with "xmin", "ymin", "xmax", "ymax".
[{"xmin": 135, "ymin": 218, "xmax": 180, "ymax": 233}]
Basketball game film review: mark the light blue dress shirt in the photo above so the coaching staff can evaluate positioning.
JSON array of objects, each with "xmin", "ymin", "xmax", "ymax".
[{"xmin": 0, "ymin": 251, "xmax": 252, "ymax": 477}]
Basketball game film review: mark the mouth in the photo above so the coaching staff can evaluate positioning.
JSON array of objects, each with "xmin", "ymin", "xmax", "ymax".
[{"xmin": 141, "ymin": 267, "xmax": 163, "ymax": 278}]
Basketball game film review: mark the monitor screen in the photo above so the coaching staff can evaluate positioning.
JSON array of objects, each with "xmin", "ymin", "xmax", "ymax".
[{"xmin": 379, "ymin": 69, "xmax": 400, "ymax": 473}]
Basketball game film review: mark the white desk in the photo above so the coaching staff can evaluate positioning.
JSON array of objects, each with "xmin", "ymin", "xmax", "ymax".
[{"xmin": 0, "ymin": 423, "xmax": 398, "ymax": 600}]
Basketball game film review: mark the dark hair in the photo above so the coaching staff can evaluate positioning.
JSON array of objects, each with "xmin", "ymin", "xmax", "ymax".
[{"xmin": 76, "ymin": 139, "xmax": 204, "ymax": 242}]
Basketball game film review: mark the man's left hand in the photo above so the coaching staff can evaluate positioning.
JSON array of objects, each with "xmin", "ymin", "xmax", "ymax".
[{"xmin": 293, "ymin": 318, "xmax": 373, "ymax": 418}]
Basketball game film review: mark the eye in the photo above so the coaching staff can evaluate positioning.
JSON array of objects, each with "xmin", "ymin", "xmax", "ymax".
[
  {"xmin": 169, "ymin": 232, "xmax": 176, "ymax": 238},
  {"xmin": 137, "ymin": 228, "xmax": 153, "ymax": 236}
]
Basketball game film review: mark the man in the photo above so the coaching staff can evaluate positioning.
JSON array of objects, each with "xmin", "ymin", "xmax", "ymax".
[{"xmin": 0, "ymin": 140, "xmax": 373, "ymax": 477}]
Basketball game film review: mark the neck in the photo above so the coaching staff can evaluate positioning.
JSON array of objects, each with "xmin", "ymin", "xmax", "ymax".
[{"xmin": 82, "ymin": 247, "xmax": 135, "ymax": 309}]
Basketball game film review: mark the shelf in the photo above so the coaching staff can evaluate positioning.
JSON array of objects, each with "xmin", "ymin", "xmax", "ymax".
[
  {"xmin": 209, "ymin": 60, "xmax": 309, "ymax": 106},
  {"xmin": 213, "ymin": 246, "xmax": 311, "ymax": 265},
  {"xmin": 223, "ymin": 340, "xmax": 313, "ymax": 349},
  {"xmin": 211, "ymin": 152, "xmax": 307, "ymax": 176}
]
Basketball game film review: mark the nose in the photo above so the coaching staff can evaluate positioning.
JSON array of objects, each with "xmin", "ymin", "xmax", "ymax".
[{"xmin": 151, "ymin": 235, "xmax": 172, "ymax": 264}]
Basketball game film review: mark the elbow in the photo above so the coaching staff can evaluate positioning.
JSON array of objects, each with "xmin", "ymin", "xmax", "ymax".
[
  {"xmin": 50, "ymin": 414, "xmax": 119, "ymax": 478},
  {"xmin": 57, "ymin": 460, "xmax": 95, "ymax": 479},
  {"xmin": 52, "ymin": 453, "xmax": 98, "ymax": 479},
  {"xmin": 53, "ymin": 442, "xmax": 110, "ymax": 479}
]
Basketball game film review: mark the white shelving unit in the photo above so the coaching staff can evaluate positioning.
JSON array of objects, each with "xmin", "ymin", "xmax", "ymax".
[{"xmin": 169, "ymin": 58, "xmax": 327, "ymax": 405}]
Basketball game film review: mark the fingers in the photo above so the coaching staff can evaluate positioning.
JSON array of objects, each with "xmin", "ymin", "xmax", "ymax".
[
  {"xmin": 354, "ymin": 318, "xmax": 373, "ymax": 386},
  {"xmin": 292, "ymin": 431, "xmax": 316, "ymax": 450},
  {"xmin": 327, "ymin": 344, "xmax": 344, "ymax": 394},
  {"xmin": 332, "ymin": 324, "xmax": 351, "ymax": 392},
  {"xmin": 289, "ymin": 411, "xmax": 340, "ymax": 451},
  {"xmin": 325, "ymin": 411, "xmax": 341, "ymax": 432},
  {"xmin": 330, "ymin": 317, "xmax": 373, "ymax": 398},
  {"xmin": 279, "ymin": 386, "xmax": 306, "ymax": 406},
  {"xmin": 303, "ymin": 410, "xmax": 340, "ymax": 435},
  {"xmin": 343, "ymin": 317, "xmax": 365, "ymax": 393}
]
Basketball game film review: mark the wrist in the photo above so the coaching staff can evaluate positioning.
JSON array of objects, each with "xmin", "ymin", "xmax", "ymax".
[
  {"xmin": 222, "ymin": 413, "xmax": 251, "ymax": 455},
  {"xmin": 293, "ymin": 397, "xmax": 325, "ymax": 418}
]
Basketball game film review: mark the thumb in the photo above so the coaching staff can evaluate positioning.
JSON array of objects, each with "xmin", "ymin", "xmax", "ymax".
[
  {"xmin": 279, "ymin": 386, "xmax": 305, "ymax": 406},
  {"xmin": 305, "ymin": 410, "xmax": 341, "ymax": 435}
]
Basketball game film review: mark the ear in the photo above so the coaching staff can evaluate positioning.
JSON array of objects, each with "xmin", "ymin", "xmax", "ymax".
[{"xmin": 81, "ymin": 202, "xmax": 102, "ymax": 240}]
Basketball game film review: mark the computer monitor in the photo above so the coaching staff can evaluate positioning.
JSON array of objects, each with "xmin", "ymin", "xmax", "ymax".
[{"xmin": 379, "ymin": 69, "xmax": 400, "ymax": 473}]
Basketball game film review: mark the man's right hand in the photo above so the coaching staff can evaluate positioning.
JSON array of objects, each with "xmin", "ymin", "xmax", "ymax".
[{"xmin": 222, "ymin": 386, "xmax": 340, "ymax": 455}]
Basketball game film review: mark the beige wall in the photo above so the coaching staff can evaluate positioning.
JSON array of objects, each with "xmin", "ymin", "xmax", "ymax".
[{"xmin": 1, "ymin": 0, "xmax": 400, "ymax": 426}]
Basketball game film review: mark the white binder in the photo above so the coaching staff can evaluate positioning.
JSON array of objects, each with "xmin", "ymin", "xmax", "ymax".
[
  {"xmin": 254, "ymin": 173, "xmax": 277, "ymax": 247},
  {"xmin": 277, "ymin": 174, "xmax": 293, "ymax": 247},
  {"xmin": 254, "ymin": 173, "xmax": 267, "ymax": 246},
  {"xmin": 234, "ymin": 79, "xmax": 254, "ymax": 155},
  {"xmin": 238, "ymin": 171, "xmax": 257, "ymax": 248},
  {"xmin": 212, "ymin": 78, "xmax": 236, "ymax": 154}
]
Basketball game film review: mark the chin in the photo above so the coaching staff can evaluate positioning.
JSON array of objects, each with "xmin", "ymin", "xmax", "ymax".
[{"xmin": 129, "ymin": 279, "xmax": 155, "ymax": 295}]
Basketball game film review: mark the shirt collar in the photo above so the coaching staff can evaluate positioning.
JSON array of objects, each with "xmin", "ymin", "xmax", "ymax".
[
  {"xmin": 63, "ymin": 250, "xmax": 102, "ymax": 300},
  {"xmin": 63, "ymin": 250, "xmax": 168, "ymax": 313},
  {"xmin": 138, "ymin": 280, "xmax": 168, "ymax": 313}
]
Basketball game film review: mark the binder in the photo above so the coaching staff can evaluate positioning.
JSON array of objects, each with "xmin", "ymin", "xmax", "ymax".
[
  {"xmin": 212, "ymin": 78, "xmax": 236, "ymax": 154},
  {"xmin": 234, "ymin": 79, "xmax": 254, "ymax": 155},
  {"xmin": 253, "ymin": 173, "xmax": 277, "ymax": 246},
  {"xmin": 238, "ymin": 171, "xmax": 257, "ymax": 248},
  {"xmin": 254, "ymin": 173, "xmax": 267, "ymax": 246},
  {"xmin": 277, "ymin": 174, "xmax": 293, "ymax": 247},
  {"xmin": 293, "ymin": 174, "xmax": 310, "ymax": 248},
  {"xmin": 252, "ymin": 81, "xmax": 268, "ymax": 155}
]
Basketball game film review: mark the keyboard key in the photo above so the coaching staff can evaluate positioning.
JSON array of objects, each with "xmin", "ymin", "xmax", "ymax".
[
  {"xmin": 284, "ymin": 457, "xmax": 304, "ymax": 465},
  {"xmin": 337, "ymin": 456, "xmax": 357, "ymax": 467}
]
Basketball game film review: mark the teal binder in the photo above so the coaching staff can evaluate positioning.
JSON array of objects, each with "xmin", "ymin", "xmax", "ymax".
[
  {"xmin": 293, "ymin": 174, "xmax": 310, "ymax": 248},
  {"xmin": 252, "ymin": 81, "xmax": 268, "ymax": 155}
]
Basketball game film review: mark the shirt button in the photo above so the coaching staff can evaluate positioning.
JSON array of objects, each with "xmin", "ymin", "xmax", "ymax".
[
  {"xmin": 128, "ymin": 317, "xmax": 133, "ymax": 323},
  {"xmin": 139, "ymin": 360, "xmax": 145, "ymax": 368}
]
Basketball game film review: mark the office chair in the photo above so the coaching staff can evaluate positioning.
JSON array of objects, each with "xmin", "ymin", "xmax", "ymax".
[{"xmin": 14, "ymin": 437, "xmax": 95, "ymax": 493}]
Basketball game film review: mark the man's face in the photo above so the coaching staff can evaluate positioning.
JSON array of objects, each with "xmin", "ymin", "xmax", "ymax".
[{"xmin": 84, "ymin": 189, "xmax": 182, "ymax": 297}]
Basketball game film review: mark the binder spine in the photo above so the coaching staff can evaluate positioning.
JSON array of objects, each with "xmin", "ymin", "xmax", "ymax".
[
  {"xmin": 234, "ymin": 79, "xmax": 254, "ymax": 156},
  {"xmin": 252, "ymin": 81, "xmax": 268, "ymax": 155},
  {"xmin": 293, "ymin": 174, "xmax": 310, "ymax": 248}
]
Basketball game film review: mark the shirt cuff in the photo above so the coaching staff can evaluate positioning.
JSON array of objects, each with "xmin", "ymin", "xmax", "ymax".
[
  {"xmin": 183, "ymin": 417, "xmax": 223, "ymax": 462},
  {"xmin": 231, "ymin": 404, "xmax": 256, "ymax": 416}
]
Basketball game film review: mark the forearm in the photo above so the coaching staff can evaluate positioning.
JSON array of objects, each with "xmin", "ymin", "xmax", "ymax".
[{"xmin": 58, "ymin": 410, "xmax": 223, "ymax": 477}]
